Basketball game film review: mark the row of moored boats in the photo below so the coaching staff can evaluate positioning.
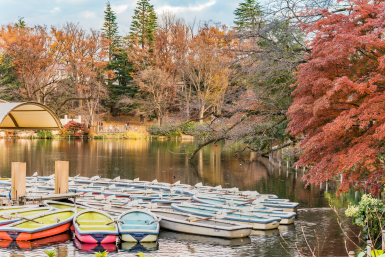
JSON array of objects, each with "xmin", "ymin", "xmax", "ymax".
[{"xmin": 0, "ymin": 174, "xmax": 299, "ymax": 243}]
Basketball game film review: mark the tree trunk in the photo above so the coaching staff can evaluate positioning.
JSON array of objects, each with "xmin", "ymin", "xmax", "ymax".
[
  {"xmin": 155, "ymin": 110, "xmax": 162, "ymax": 126},
  {"xmin": 186, "ymin": 100, "xmax": 190, "ymax": 121},
  {"xmin": 199, "ymin": 108, "xmax": 205, "ymax": 124}
]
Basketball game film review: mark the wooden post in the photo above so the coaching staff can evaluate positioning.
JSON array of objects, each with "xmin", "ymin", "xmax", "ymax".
[
  {"xmin": 55, "ymin": 161, "xmax": 69, "ymax": 194},
  {"xmin": 11, "ymin": 162, "xmax": 26, "ymax": 201},
  {"xmin": 367, "ymin": 240, "xmax": 372, "ymax": 256},
  {"xmin": 382, "ymin": 230, "xmax": 385, "ymax": 251},
  {"xmin": 348, "ymin": 251, "xmax": 355, "ymax": 257}
]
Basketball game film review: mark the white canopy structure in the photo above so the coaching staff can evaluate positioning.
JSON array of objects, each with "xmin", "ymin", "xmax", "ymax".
[{"xmin": 0, "ymin": 102, "xmax": 62, "ymax": 130}]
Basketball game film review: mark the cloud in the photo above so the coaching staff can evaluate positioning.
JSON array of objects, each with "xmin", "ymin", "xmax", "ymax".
[
  {"xmin": 49, "ymin": 7, "xmax": 60, "ymax": 14},
  {"xmin": 156, "ymin": 0, "xmax": 216, "ymax": 14},
  {"xmin": 112, "ymin": 4, "xmax": 129, "ymax": 14},
  {"xmin": 82, "ymin": 11, "xmax": 95, "ymax": 18}
]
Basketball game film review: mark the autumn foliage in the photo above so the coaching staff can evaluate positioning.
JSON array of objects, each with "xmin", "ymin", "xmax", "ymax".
[
  {"xmin": 64, "ymin": 120, "xmax": 85, "ymax": 134},
  {"xmin": 288, "ymin": 0, "xmax": 385, "ymax": 194}
]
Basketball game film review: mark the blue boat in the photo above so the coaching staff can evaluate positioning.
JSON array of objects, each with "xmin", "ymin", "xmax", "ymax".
[{"xmin": 117, "ymin": 209, "xmax": 160, "ymax": 242}]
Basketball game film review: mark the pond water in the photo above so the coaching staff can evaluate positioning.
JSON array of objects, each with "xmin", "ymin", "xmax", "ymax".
[{"xmin": 0, "ymin": 138, "xmax": 361, "ymax": 256}]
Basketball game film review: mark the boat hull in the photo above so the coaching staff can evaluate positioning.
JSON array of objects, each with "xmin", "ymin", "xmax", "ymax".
[
  {"xmin": 0, "ymin": 232, "xmax": 71, "ymax": 249},
  {"xmin": 0, "ymin": 221, "xmax": 15, "ymax": 227},
  {"xmin": 230, "ymin": 219, "xmax": 280, "ymax": 230},
  {"xmin": 280, "ymin": 216, "xmax": 296, "ymax": 225},
  {"xmin": 75, "ymin": 230, "xmax": 117, "ymax": 244},
  {"xmin": 121, "ymin": 233, "xmax": 158, "ymax": 242},
  {"xmin": 161, "ymin": 219, "xmax": 251, "ymax": 238},
  {"xmin": 0, "ymin": 221, "xmax": 71, "ymax": 241}
]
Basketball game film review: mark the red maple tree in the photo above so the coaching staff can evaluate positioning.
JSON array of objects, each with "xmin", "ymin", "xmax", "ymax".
[
  {"xmin": 288, "ymin": 0, "xmax": 385, "ymax": 194},
  {"xmin": 64, "ymin": 121, "xmax": 85, "ymax": 134}
]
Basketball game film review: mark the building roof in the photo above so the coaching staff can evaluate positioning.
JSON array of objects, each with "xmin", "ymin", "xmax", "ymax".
[{"xmin": 0, "ymin": 102, "xmax": 62, "ymax": 130}]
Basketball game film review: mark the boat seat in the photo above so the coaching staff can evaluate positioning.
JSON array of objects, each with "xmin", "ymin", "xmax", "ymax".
[
  {"xmin": 121, "ymin": 224, "xmax": 156, "ymax": 230},
  {"xmin": 78, "ymin": 225, "xmax": 116, "ymax": 231},
  {"xmin": 16, "ymin": 223, "xmax": 43, "ymax": 229},
  {"xmin": 78, "ymin": 220, "xmax": 108, "ymax": 225},
  {"xmin": 122, "ymin": 219, "xmax": 153, "ymax": 225}
]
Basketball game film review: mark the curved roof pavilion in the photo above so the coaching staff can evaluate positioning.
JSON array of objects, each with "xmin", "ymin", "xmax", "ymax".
[{"xmin": 0, "ymin": 101, "xmax": 62, "ymax": 130}]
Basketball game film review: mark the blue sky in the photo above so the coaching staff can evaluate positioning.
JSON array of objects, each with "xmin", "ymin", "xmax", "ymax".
[{"xmin": 0, "ymin": 0, "xmax": 245, "ymax": 35}]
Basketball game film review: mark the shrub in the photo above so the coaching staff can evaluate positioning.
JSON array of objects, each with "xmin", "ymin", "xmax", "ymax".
[
  {"xmin": 37, "ymin": 130, "xmax": 54, "ymax": 139},
  {"xmin": 149, "ymin": 124, "xmax": 181, "ymax": 137},
  {"xmin": 345, "ymin": 194, "xmax": 385, "ymax": 240},
  {"xmin": 60, "ymin": 127, "xmax": 69, "ymax": 136},
  {"xmin": 181, "ymin": 121, "xmax": 198, "ymax": 135},
  {"xmin": 64, "ymin": 121, "xmax": 85, "ymax": 134}
]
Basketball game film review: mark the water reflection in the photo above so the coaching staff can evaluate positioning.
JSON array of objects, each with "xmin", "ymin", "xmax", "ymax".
[
  {"xmin": 0, "ymin": 138, "xmax": 353, "ymax": 208},
  {"xmin": 120, "ymin": 241, "xmax": 158, "ymax": 252},
  {"xmin": 74, "ymin": 237, "xmax": 117, "ymax": 252},
  {"xmin": 0, "ymin": 232, "xmax": 71, "ymax": 250},
  {"xmin": 159, "ymin": 230, "xmax": 252, "ymax": 246},
  {"xmin": 250, "ymin": 229, "xmax": 280, "ymax": 237}
]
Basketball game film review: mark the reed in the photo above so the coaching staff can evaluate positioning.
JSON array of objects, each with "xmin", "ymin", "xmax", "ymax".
[
  {"xmin": 94, "ymin": 251, "xmax": 108, "ymax": 257},
  {"xmin": 44, "ymin": 249, "xmax": 56, "ymax": 257}
]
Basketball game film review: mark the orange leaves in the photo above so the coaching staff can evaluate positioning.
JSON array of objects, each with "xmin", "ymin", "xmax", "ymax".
[
  {"xmin": 104, "ymin": 70, "xmax": 115, "ymax": 80},
  {"xmin": 0, "ymin": 25, "xmax": 58, "ymax": 102},
  {"xmin": 0, "ymin": 22, "xmax": 109, "ymax": 120},
  {"xmin": 288, "ymin": 0, "xmax": 385, "ymax": 194},
  {"xmin": 134, "ymin": 67, "xmax": 175, "ymax": 125}
]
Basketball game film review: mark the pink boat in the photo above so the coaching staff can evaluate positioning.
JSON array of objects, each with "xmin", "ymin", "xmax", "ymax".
[{"xmin": 73, "ymin": 209, "xmax": 118, "ymax": 244}]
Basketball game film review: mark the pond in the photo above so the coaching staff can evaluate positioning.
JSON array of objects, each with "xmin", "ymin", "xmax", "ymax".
[{"xmin": 0, "ymin": 138, "xmax": 360, "ymax": 256}]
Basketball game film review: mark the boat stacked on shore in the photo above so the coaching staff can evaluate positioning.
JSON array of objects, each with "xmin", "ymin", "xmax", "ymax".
[{"xmin": 0, "ymin": 174, "xmax": 300, "ymax": 244}]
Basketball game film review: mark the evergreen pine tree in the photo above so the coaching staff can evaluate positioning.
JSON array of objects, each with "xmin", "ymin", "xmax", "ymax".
[
  {"xmin": 102, "ymin": 2, "xmax": 119, "ymax": 62},
  {"xmin": 234, "ymin": 0, "xmax": 263, "ymax": 32},
  {"xmin": 15, "ymin": 17, "xmax": 26, "ymax": 28},
  {"xmin": 129, "ymin": 0, "xmax": 157, "ymax": 51},
  {"xmin": 102, "ymin": 2, "xmax": 135, "ymax": 113},
  {"xmin": 0, "ymin": 54, "xmax": 22, "ymax": 101}
]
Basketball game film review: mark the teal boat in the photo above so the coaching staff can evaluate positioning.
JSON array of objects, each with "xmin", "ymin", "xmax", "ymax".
[{"xmin": 117, "ymin": 209, "xmax": 160, "ymax": 242}]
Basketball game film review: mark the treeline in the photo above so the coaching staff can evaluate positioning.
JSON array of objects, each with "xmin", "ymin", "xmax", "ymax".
[
  {"xmin": 0, "ymin": 0, "xmax": 299, "ymax": 157},
  {"xmin": 0, "ymin": 1, "xmax": 254, "ymax": 126},
  {"xmin": 3, "ymin": 0, "xmax": 383, "ymax": 194}
]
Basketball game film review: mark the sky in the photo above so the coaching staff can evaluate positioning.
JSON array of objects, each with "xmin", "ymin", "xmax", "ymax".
[{"xmin": 0, "ymin": 0, "xmax": 244, "ymax": 35}]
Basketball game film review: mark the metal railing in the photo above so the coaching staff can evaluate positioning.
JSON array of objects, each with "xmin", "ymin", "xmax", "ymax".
[{"xmin": 96, "ymin": 125, "xmax": 149, "ymax": 134}]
